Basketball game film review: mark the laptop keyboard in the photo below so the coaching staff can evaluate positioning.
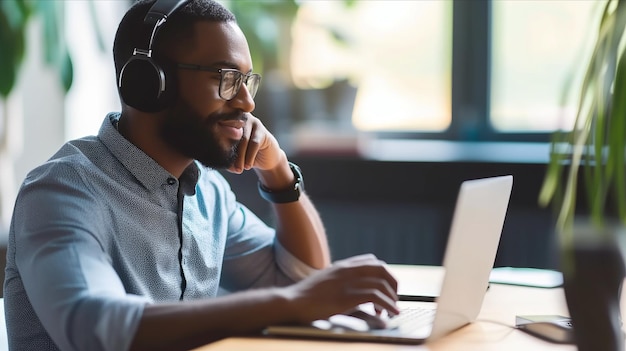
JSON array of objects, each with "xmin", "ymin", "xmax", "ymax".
[{"xmin": 387, "ymin": 306, "xmax": 436, "ymax": 332}]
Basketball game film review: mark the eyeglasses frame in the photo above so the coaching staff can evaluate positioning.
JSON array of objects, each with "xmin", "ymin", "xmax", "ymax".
[{"xmin": 176, "ymin": 63, "xmax": 262, "ymax": 101}]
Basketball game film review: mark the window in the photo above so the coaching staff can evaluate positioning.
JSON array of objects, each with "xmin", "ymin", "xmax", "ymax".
[
  {"xmin": 291, "ymin": 1, "xmax": 451, "ymax": 132},
  {"xmin": 288, "ymin": 0, "xmax": 603, "ymax": 142},
  {"xmin": 491, "ymin": 0, "xmax": 603, "ymax": 132}
]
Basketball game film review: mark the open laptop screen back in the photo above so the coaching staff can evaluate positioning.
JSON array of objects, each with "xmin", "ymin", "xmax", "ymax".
[{"xmin": 429, "ymin": 175, "xmax": 513, "ymax": 340}]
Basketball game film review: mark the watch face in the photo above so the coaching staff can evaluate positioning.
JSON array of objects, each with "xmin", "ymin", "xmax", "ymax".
[
  {"xmin": 290, "ymin": 162, "xmax": 304, "ymax": 190},
  {"xmin": 292, "ymin": 181, "xmax": 302, "ymax": 197}
]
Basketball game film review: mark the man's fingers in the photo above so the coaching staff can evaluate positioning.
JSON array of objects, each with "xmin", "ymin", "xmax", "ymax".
[
  {"xmin": 349, "ymin": 277, "xmax": 398, "ymax": 302},
  {"xmin": 351, "ymin": 289, "xmax": 400, "ymax": 316},
  {"xmin": 291, "ymin": 254, "xmax": 402, "ymax": 322},
  {"xmin": 347, "ymin": 309, "xmax": 387, "ymax": 329},
  {"xmin": 335, "ymin": 260, "xmax": 399, "ymax": 294},
  {"xmin": 243, "ymin": 123, "xmax": 261, "ymax": 169},
  {"xmin": 228, "ymin": 123, "xmax": 251, "ymax": 173},
  {"xmin": 232, "ymin": 115, "xmax": 273, "ymax": 171}
]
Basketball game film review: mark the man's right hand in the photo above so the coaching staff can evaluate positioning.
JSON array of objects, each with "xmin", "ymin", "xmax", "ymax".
[
  {"xmin": 282, "ymin": 254, "xmax": 400, "ymax": 324},
  {"xmin": 129, "ymin": 254, "xmax": 398, "ymax": 350}
]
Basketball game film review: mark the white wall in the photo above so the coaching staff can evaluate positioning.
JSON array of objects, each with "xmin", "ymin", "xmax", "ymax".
[{"xmin": 65, "ymin": 0, "xmax": 127, "ymax": 140}]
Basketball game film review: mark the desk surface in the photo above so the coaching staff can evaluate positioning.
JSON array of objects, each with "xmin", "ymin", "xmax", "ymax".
[{"xmin": 192, "ymin": 265, "xmax": 578, "ymax": 351}]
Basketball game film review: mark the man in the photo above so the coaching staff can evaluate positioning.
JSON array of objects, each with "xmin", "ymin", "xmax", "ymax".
[{"xmin": 3, "ymin": 1, "xmax": 399, "ymax": 350}]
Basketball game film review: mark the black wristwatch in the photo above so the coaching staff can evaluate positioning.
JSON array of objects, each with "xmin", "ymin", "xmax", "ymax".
[{"xmin": 258, "ymin": 162, "xmax": 304, "ymax": 203}]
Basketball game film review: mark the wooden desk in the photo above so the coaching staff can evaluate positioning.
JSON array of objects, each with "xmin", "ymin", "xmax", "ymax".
[{"xmin": 192, "ymin": 265, "xmax": 576, "ymax": 351}]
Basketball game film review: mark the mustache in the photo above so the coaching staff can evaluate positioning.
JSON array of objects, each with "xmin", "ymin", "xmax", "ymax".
[{"xmin": 215, "ymin": 113, "xmax": 248, "ymax": 123}]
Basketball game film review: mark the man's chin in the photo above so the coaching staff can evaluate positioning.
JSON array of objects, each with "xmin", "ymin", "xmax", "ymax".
[{"xmin": 195, "ymin": 148, "xmax": 238, "ymax": 170}]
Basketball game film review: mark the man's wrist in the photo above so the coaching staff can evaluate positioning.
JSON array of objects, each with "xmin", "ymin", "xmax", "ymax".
[{"xmin": 258, "ymin": 162, "xmax": 304, "ymax": 203}]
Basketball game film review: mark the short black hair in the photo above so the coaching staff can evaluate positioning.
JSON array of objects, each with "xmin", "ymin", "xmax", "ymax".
[{"xmin": 113, "ymin": 0, "xmax": 236, "ymax": 85}]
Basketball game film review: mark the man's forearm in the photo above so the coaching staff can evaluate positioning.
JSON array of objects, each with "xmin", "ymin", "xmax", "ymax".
[
  {"xmin": 130, "ymin": 253, "xmax": 401, "ymax": 351},
  {"xmin": 130, "ymin": 287, "xmax": 293, "ymax": 351},
  {"xmin": 254, "ymin": 158, "xmax": 331, "ymax": 269},
  {"xmin": 272, "ymin": 193, "xmax": 331, "ymax": 269}
]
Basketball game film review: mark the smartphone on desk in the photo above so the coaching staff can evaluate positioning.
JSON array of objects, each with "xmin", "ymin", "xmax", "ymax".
[{"xmin": 516, "ymin": 315, "xmax": 574, "ymax": 344}]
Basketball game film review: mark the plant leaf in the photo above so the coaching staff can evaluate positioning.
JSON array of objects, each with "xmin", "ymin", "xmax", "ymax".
[
  {"xmin": 0, "ymin": 0, "xmax": 31, "ymax": 98},
  {"xmin": 0, "ymin": 14, "xmax": 18, "ymax": 97},
  {"xmin": 609, "ymin": 32, "xmax": 626, "ymax": 223},
  {"xmin": 60, "ymin": 51, "xmax": 73, "ymax": 93},
  {"xmin": 543, "ymin": 0, "xmax": 626, "ymax": 231},
  {"xmin": 538, "ymin": 133, "xmax": 565, "ymax": 206},
  {"xmin": 35, "ymin": 0, "xmax": 73, "ymax": 92}
]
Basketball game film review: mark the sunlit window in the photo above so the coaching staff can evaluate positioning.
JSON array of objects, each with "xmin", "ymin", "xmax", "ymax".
[
  {"xmin": 490, "ymin": 0, "xmax": 603, "ymax": 132},
  {"xmin": 291, "ymin": 0, "xmax": 452, "ymax": 132}
]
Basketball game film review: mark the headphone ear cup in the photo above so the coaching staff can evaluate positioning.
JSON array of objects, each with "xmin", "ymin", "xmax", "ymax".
[{"xmin": 118, "ymin": 56, "xmax": 177, "ymax": 112}]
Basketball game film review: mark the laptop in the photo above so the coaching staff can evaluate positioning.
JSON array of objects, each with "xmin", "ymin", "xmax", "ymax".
[{"xmin": 264, "ymin": 175, "xmax": 513, "ymax": 344}]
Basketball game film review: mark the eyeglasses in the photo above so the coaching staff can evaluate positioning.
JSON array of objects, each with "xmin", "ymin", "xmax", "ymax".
[{"xmin": 176, "ymin": 63, "xmax": 261, "ymax": 101}]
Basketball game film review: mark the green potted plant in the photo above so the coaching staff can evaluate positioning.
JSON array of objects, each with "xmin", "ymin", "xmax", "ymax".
[{"xmin": 539, "ymin": 1, "xmax": 626, "ymax": 350}]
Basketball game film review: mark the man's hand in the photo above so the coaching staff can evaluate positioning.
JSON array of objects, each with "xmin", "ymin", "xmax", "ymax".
[
  {"xmin": 282, "ymin": 254, "xmax": 400, "ymax": 324},
  {"xmin": 227, "ymin": 113, "xmax": 283, "ymax": 174}
]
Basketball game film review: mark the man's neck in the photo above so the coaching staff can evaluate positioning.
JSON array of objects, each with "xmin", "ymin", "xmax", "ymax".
[{"xmin": 118, "ymin": 111, "xmax": 193, "ymax": 178}]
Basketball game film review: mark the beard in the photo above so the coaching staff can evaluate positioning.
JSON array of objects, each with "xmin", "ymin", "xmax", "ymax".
[{"xmin": 160, "ymin": 100, "xmax": 243, "ymax": 169}]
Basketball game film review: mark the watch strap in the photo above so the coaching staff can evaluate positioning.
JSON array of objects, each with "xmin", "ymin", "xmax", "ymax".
[{"xmin": 258, "ymin": 162, "xmax": 303, "ymax": 203}]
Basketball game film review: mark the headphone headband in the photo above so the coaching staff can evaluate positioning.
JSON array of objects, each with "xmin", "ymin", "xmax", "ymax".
[
  {"xmin": 145, "ymin": 0, "xmax": 189, "ymax": 25},
  {"xmin": 142, "ymin": 0, "xmax": 190, "ymax": 56}
]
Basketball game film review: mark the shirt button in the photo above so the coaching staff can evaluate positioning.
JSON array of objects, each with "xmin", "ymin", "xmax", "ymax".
[{"xmin": 167, "ymin": 177, "xmax": 177, "ymax": 185}]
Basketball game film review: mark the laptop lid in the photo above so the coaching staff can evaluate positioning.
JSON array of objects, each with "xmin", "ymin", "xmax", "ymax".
[
  {"xmin": 264, "ymin": 175, "xmax": 513, "ymax": 344},
  {"xmin": 429, "ymin": 174, "xmax": 513, "ymax": 340}
]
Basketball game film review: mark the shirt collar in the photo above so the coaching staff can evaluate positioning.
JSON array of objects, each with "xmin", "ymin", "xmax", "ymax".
[{"xmin": 98, "ymin": 113, "xmax": 200, "ymax": 192}]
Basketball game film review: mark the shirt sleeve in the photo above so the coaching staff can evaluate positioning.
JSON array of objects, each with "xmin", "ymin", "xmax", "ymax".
[
  {"xmin": 274, "ymin": 239, "xmax": 319, "ymax": 281},
  {"xmin": 214, "ymin": 173, "xmax": 317, "ymax": 291},
  {"xmin": 12, "ymin": 163, "xmax": 150, "ymax": 351}
]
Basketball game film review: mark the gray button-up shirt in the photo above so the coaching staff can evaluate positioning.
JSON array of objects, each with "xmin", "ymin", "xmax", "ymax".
[{"xmin": 4, "ymin": 113, "xmax": 313, "ymax": 351}]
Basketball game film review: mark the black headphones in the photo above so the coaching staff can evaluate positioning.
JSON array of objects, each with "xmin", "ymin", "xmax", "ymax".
[{"xmin": 118, "ymin": 0, "xmax": 190, "ymax": 112}]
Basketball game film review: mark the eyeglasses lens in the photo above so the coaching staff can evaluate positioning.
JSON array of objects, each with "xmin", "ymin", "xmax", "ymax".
[
  {"xmin": 219, "ymin": 71, "xmax": 261, "ymax": 100},
  {"xmin": 219, "ymin": 71, "xmax": 240, "ymax": 100},
  {"xmin": 245, "ymin": 75, "xmax": 260, "ymax": 99}
]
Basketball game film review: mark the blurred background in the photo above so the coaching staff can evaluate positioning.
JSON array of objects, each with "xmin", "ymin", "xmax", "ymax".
[{"xmin": 0, "ymin": 0, "xmax": 604, "ymax": 273}]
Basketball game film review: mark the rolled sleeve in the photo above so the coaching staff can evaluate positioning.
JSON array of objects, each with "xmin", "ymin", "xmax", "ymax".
[
  {"xmin": 274, "ymin": 239, "xmax": 319, "ymax": 281},
  {"xmin": 219, "ymin": 202, "xmax": 318, "ymax": 291}
]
